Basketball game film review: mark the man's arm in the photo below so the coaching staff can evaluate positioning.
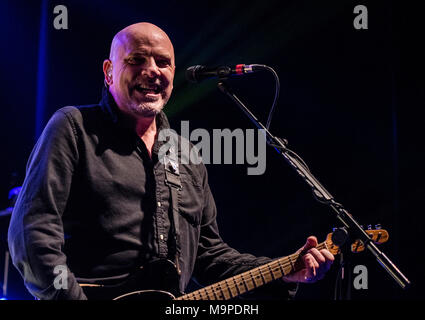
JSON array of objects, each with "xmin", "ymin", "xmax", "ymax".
[{"xmin": 7, "ymin": 108, "xmax": 87, "ymax": 300}]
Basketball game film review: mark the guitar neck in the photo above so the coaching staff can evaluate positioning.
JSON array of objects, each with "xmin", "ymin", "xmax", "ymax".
[{"xmin": 177, "ymin": 241, "xmax": 328, "ymax": 300}]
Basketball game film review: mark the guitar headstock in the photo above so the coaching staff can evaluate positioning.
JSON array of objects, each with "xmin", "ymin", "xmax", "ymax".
[{"xmin": 325, "ymin": 228, "xmax": 389, "ymax": 255}]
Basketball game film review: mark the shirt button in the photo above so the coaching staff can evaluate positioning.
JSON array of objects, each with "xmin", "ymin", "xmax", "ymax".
[
  {"xmin": 159, "ymin": 234, "xmax": 164, "ymax": 240},
  {"xmin": 157, "ymin": 201, "xmax": 161, "ymax": 207}
]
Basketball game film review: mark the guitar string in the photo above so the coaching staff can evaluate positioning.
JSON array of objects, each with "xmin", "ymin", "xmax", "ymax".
[{"xmin": 178, "ymin": 242, "xmax": 328, "ymax": 300}]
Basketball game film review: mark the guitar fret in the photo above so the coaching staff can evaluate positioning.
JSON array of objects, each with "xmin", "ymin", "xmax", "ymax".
[
  {"xmin": 277, "ymin": 258, "xmax": 288, "ymax": 276},
  {"xmin": 202, "ymin": 288, "xmax": 211, "ymax": 300},
  {"xmin": 270, "ymin": 261, "xmax": 283, "ymax": 279},
  {"xmin": 232, "ymin": 277, "xmax": 241, "ymax": 295},
  {"xmin": 251, "ymin": 268, "xmax": 264, "ymax": 287},
  {"xmin": 260, "ymin": 265, "xmax": 273, "ymax": 283},
  {"xmin": 201, "ymin": 289, "xmax": 208, "ymax": 300},
  {"xmin": 258, "ymin": 266, "xmax": 268, "ymax": 284},
  {"xmin": 220, "ymin": 280, "xmax": 232, "ymax": 300},
  {"xmin": 242, "ymin": 271, "xmax": 256, "ymax": 291},
  {"xmin": 200, "ymin": 289, "xmax": 208, "ymax": 300},
  {"xmin": 212, "ymin": 283, "xmax": 224, "ymax": 300},
  {"xmin": 248, "ymin": 269, "xmax": 258, "ymax": 288},
  {"xmin": 191, "ymin": 289, "xmax": 199, "ymax": 300},
  {"xmin": 196, "ymin": 290, "xmax": 203, "ymax": 300},
  {"xmin": 267, "ymin": 263, "xmax": 277, "ymax": 280},
  {"xmin": 287, "ymin": 255, "xmax": 295, "ymax": 274},
  {"xmin": 257, "ymin": 267, "xmax": 266, "ymax": 284},
  {"xmin": 235, "ymin": 275, "xmax": 247, "ymax": 294},
  {"xmin": 214, "ymin": 285, "xmax": 222, "ymax": 300},
  {"xmin": 208, "ymin": 286, "xmax": 217, "ymax": 300},
  {"xmin": 219, "ymin": 283, "xmax": 226, "ymax": 300},
  {"xmin": 228, "ymin": 278, "xmax": 239, "ymax": 298}
]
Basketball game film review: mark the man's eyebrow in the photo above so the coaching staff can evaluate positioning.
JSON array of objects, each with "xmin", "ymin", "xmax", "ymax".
[
  {"xmin": 128, "ymin": 50, "xmax": 172, "ymax": 60},
  {"xmin": 156, "ymin": 54, "xmax": 172, "ymax": 62},
  {"xmin": 125, "ymin": 50, "xmax": 146, "ymax": 59}
]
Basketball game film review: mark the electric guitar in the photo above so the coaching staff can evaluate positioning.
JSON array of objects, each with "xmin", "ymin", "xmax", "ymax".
[{"xmin": 80, "ymin": 228, "xmax": 389, "ymax": 300}]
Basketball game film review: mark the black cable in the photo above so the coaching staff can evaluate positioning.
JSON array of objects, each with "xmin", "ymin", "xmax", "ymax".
[{"xmin": 249, "ymin": 64, "xmax": 280, "ymax": 130}]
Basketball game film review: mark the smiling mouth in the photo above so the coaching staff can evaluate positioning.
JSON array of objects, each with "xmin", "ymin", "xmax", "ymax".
[{"xmin": 134, "ymin": 84, "xmax": 161, "ymax": 95}]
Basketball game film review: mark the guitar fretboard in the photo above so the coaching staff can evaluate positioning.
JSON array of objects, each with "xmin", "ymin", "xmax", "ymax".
[{"xmin": 176, "ymin": 241, "xmax": 328, "ymax": 300}]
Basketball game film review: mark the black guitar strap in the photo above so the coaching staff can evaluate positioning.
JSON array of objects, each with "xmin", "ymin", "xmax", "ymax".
[{"xmin": 164, "ymin": 145, "xmax": 182, "ymax": 276}]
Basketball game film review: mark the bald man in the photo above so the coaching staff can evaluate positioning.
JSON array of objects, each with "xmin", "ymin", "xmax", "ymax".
[{"xmin": 8, "ymin": 23, "xmax": 333, "ymax": 300}]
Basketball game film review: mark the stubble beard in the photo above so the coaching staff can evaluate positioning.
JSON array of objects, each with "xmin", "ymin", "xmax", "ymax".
[{"xmin": 128, "ymin": 96, "xmax": 169, "ymax": 118}]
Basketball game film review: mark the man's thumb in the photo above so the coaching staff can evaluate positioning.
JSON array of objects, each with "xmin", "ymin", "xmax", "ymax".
[{"xmin": 303, "ymin": 236, "xmax": 318, "ymax": 251}]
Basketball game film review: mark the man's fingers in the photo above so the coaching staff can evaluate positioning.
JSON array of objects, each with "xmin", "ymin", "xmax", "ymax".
[
  {"xmin": 303, "ymin": 253, "xmax": 319, "ymax": 279},
  {"xmin": 307, "ymin": 248, "xmax": 326, "ymax": 265},
  {"xmin": 320, "ymin": 249, "xmax": 335, "ymax": 269},
  {"xmin": 302, "ymin": 248, "xmax": 335, "ymax": 282},
  {"xmin": 291, "ymin": 236, "xmax": 335, "ymax": 283},
  {"xmin": 297, "ymin": 236, "xmax": 318, "ymax": 255},
  {"xmin": 320, "ymin": 248, "xmax": 335, "ymax": 260},
  {"xmin": 304, "ymin": 236, "xmax": 318, "ymax": 250}
]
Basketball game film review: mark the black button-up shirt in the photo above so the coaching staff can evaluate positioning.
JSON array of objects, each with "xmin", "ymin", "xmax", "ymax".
[{"xmin": 8, "ymin": 89, "xmax": 296, "ymax": 300}]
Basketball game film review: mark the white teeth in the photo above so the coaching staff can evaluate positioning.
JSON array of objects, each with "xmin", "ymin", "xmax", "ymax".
[{"xmin": 139, "ymin": 85, "xmax": 159, "ymax": 91}]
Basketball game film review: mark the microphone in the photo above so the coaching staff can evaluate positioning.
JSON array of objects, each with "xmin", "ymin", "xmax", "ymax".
[{"xmin": 185, "ymin": 64, "xmax": 264, "ymax": 83}]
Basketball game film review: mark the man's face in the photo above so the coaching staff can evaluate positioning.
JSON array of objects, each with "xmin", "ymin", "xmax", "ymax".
[{"xmin": 108, "ymin": 26, "xmax": 175, "ymax": 118}]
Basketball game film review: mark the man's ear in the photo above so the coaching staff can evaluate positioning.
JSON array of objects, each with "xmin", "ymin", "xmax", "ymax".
[{"xmin": 103, "ymin": 59, "xmax": 113, "ymax": 86}]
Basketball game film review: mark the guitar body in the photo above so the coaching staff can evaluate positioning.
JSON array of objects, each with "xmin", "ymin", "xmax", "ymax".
[
  {"xmin": 80, "ymin": 259, "xmax": 181, "ymax": 300},
  {"xmin": 112, "ymin": 290, "xmax": 176, "ymax": 301}
]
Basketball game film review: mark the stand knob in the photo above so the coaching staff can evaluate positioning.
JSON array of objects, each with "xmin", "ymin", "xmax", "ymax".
[{"xmin": 331, "ymin": 228, "xmax": 349, "ymax": 247}]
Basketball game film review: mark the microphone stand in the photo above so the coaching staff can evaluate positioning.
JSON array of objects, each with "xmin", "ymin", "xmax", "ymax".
[
  {"xmin": 216, "ymin": 79, "xmax": 411, "ymax": 295},
  {"xmin": 333, "ymin": 229, "xmax": 353, "ymax": 300}
]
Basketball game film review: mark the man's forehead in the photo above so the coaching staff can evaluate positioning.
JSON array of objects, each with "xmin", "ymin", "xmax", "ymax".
[
  {"xmin": 124, "ymin": 35, "xmax": 172, "ymax": 55},
  {"xmin": 111, "ymin": 23, "xmax": 174, "ymax": 60}
]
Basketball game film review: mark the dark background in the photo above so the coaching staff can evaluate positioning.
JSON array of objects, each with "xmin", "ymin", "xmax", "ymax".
[{"xmin": 0, "ymin": 0, "xmax": 423, "ymax": 300}]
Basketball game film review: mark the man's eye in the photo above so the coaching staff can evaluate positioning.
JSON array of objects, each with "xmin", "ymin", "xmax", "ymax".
[
  {"xmin": 156, "ymin": 59, "xmax": 170, "ymax": 67},
  {"xmin": 127, "ymin": 57, "xmax": 144, "ymax": 65}
]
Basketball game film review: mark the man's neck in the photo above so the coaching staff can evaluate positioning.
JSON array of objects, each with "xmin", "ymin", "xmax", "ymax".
[
  {"xmin": 110, "ymin": 92, "xmax": 159, "ymax": 157},
  {"xmin": 118, "ymin": 111, "xmax": 158, "ymax": 157},
  {"xmin": 134, "ymin": 116, "xmax": 157, "ymax": 158}
]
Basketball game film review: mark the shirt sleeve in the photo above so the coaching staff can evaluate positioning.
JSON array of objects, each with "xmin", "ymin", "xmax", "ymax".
[
  {"xmin": 192, "ymin": 165, "xmax": 298, "ymax": 300},
  {"xmin": 7, "ymin": 107, "xmax": 87, "ymax": 300}
]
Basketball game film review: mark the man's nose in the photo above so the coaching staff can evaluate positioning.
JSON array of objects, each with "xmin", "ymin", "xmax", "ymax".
[{"xmin": 143, "ymin": 57, "xmax": 161, "ymax": 78}]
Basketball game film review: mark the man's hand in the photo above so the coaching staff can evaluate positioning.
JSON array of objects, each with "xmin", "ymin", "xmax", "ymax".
[{"xmin": 282, "ymin": 236, "xmax": 334, "ymax": 283}]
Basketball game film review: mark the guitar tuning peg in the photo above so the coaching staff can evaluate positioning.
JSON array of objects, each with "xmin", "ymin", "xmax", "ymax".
[
  {"xmin": 367, "ymin": 224, "xmax": 372, "ymax": 230},
  {"xmin": 375, "ymin": 224, "xmax": 382, "ymax": 229}
]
